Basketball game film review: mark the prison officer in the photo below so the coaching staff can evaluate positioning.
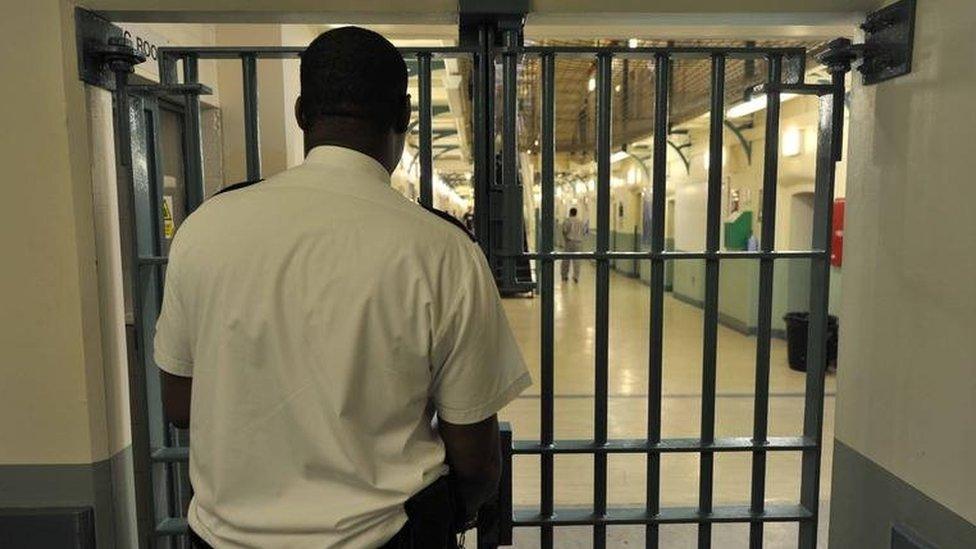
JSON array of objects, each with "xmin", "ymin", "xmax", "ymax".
[{"xmin": 154, "ymin": 27, "xmax": 531, "ymax": 548}]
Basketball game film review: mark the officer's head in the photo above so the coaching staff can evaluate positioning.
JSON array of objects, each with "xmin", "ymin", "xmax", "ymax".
[
  {"xmin": 570, "ymin": 207, "xmax": 578, "ymax": 217},
  {"xmin": 296, "ymin": 27, "xmax": 411, "ymax": 173}
]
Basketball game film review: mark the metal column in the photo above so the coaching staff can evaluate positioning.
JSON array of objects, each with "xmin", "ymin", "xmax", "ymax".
[
  {"xmin": 593, "ymin": 52, "xmax": 613, "ymax": 549},
  {"xmin": 417, "ymin": 52, "xmax": 434, "ymax": 208},
  {"xmin": 538, "ymin": 51, "xmax": 556, "ymax": 549},
  {"xmin": 182, "ymin": 55, "xmax": 206, "ymax": 211},
  {"xmin": 242, "ymin": 54, "xmax": 262, "ymax": 181},
  {"xmin": 501, "ymin": 28, "xmax": 522, "ymax": 290},
  {"xmin": 646, "ymin": 51, "xmax": 670, "ymax": 549},
  {"xmin": 750, "ymin": 55, "xmax": 783, "ymax": 549},
  {"xmin": 698, "ymin": 54, "xmax": 726, "ymax": 549},
  {"xmin": 798, "ymin": 62, "xmax": 848, "ymax": 549}
]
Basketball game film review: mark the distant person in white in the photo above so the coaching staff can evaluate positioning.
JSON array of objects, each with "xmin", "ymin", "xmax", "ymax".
[
  {"xmin": 561, "ymin": 207, "xmax": 587, "ymax": 283},
  {"xmin": 154, "ymin": 27, "xmax": 530, "ymax": 549}
]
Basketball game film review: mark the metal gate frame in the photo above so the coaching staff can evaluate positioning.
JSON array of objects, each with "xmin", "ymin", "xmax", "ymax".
[{"xmin": 85, "ymin": 8, "xmax": 863, "ymax": 548}]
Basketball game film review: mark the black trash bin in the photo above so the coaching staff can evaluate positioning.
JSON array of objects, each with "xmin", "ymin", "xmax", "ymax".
[{"xmin": 783, "ymin": 312, "xmax": 839, "ymax": 371}]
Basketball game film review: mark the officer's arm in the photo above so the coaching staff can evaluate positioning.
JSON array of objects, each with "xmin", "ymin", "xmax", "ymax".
[
  {"xmin": 438, "ymin": 414, "xmax": 501, "ymax": 518},
  {"xmin": 160, "ymin": 370, "xmax": 192, "ymax": 429}
]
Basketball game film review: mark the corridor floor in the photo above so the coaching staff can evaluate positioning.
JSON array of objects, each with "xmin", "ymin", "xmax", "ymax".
[{"xmin": 495, "ymin": 263, "xmax": 836, "ymax": 548}]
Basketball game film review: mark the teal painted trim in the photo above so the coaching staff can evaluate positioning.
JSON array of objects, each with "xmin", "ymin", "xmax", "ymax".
[
  {"xmin": 829, "ymin": 439, "xmax": 976, "ymax": 549},
  {"xmin": 0, "ymin": 445, "xmax": 136, "ymax": 548}
]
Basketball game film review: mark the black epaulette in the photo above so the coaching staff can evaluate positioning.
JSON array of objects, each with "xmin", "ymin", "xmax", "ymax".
[
  {"xmin": 421, "ymin": 204, "xmax": 477, "ymax": 243},
  {"xmin": 214, "ymin": 178, "xmax": 264, "ymax": 197}
]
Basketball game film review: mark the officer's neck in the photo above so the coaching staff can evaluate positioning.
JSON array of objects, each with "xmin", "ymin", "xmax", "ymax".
[{"xmin": 304, "ymin": 117, "xmax": 399, "ymax": 174}]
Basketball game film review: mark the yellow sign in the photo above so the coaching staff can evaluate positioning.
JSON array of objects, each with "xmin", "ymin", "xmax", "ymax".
[{"xmin": 162, "ymin": 195, "xmax": 175, "ymax": 239}]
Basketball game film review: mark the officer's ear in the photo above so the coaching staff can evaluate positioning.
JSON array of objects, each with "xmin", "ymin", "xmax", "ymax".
[
  {"xmin": 295, "ymin": 96, "xmax": 308, "ymax": 131},
  {"xmin": 394, "ymin": 94, "xmax": 411, "ymax": 134}
]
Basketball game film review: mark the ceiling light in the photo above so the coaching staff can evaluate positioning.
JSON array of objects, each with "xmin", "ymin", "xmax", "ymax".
[
  {"xmin": 588, "ymin": 77, "xmax": 596, "ymax": 92},
  {"xmin": 615, "ymin": 84, "xmax": 622, "ymax": 93},
  {"xmin": 628, "ymin": 38, "xmax": 639, "ymax": 49},
  {"xmin": 726, "ymin": 93, "xmax": 798, "ymax": 118},
  {"xmin": 782, "ymin": 127, "xmax": 803, "ymax": 157}
]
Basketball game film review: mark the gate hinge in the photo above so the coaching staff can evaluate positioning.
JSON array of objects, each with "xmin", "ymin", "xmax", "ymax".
[
  {"xmin": 818, "ymin": 0, "xmax": 916, "ymax": 84},
  {"xmin": 76, "ymin": 8, "xmax": 147, "ymax": 89}
]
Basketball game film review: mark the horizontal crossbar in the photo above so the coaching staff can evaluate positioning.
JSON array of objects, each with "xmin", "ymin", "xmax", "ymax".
[
  {"xmin": 156, "ymin": 517, "xmax": 188, "ymax": 536},
  {"xmin": 513, "ymin": 504, "xmax": 812, "ymax": 527},
  {"xmin": 510, "ymin": 250, "xmax": 827, "ymax": 260},
  {"xmin": 152, "ymin": 446, "xmax": 189, "ymax": 463},
  {"xmin": 512, "ymin": 436, "xmax": 815, "ymax": 455},
  {"xmin": 750, "ymin": 82, "xmax": 836, "ymax": 96},
  {"xmin": 519, "ymin": 46, "xmax": 808, "ymax": 58},
  {"xmin": 158, "ymin": 46, "xmax": 478, "ymax": 60},
  {"xmin": 142, "ymin": 250, "xmax": 825, "ymax": 268},
  {"xmin": 158, "ymin": 45, "xmax": 806, "ymax": 61}
]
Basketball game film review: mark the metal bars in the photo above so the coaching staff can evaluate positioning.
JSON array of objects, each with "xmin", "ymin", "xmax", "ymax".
[
  {"xmin": 538, "ymin": 52, "xmax": 556, "ymax": 549},
  {"xmin": 501, "ymin": 29, "xmax": 522, "ymax": 289},
  {"xmin": 797, "ymin": 69, "xmax": 844, "ymax": 549},
  {"xmin": 593, "ymin": 52, "xmax": 613, "ymax": 549},
  {"xmin": 750, "ymin": 55, "xmax": 783, "ymax": 549},
  {"xmin": 181, "ymin": 55, "xmax": 206, "ymax": 212},
  {"xmin": 646, "ymin": 52, "xmax": 670, "ymax": 549},
  {"xmin": 133, "ymin": 40, "xmax": 848, "ymax": 548},
  {"xmin": 698, "ymin": 55, "xmax": 726, "ymax": 548},
  {"xmin": 417, "ymin": 53, "xmax": 433, "ymax": 208},
  {"xmin": 242, "ymin": 54, "xmax": 261, "ymax": 181}
]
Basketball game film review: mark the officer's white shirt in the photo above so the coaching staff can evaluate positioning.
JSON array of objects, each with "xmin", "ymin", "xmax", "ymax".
[{"xmin": 154, "ymin": 146, "xmax": 531, "ymax": 548}]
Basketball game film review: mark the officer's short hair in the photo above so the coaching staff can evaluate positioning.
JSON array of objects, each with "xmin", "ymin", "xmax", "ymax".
[
  {"xmin": 300, "ymin": 27, "xmax": 408, "ymax": 131},
  {"xmin": 569, "ymin": 207, "xmax": 578, "ymax": 216}
]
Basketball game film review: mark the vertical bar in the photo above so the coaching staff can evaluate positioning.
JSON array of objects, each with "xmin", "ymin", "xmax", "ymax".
[
  {"xmin": 593, "ymin": 51, "xmax": 613, "ymax": 549},
  {"xmin": 472, "ymin": 25, "xmax": 495, "ymax": 257},
  {"xmin": 182, "ymin": 55, "xmax": 206, "ymax": 211},
  {"xmin": 501, "ymin": 30, "xmax": 520, "ymax": 288},
  {"xmin": 417, "ymin": 52, "xmax": 434, "ymax": 209},
  {"xmin": 797, "ymin": 71, "xmax": 842, "ymax": 549},
  {"xmin": 749, "ymin": 55, "xmax": 783, "ymax": 549},
  {"xmin": 157, "ymin": 52, "xmax": 178, "ymax": 86},
  {"xmin": 698, "ymin": 54, "xmax": 725, "ymax": 549},
  {"xmin": 645, "ymin": 51, "xmax": 670, "ymax": 549},
  {"xmin": 539, "ymin": 51, "xmax": 556, "ymax": 549},
  {"xmin": 242, "ymin": 54, "xmax": 262, "ymax": 181},
  {"xmin": 111, "ymin": 69, "xmax": 154, "ymax": 549}
]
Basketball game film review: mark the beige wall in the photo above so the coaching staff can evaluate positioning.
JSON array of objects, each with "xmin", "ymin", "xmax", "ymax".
[
  {"xmin": 834, "ymin": 0, "xmax": 976, "ymax": 523},
  {"xmin": 0, "ymin": 0, "xmax": 108, "ymax": 464}
]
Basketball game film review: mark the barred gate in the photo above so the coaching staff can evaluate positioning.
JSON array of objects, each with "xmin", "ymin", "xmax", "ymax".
[{"xmin": 86, "ymin": 9, "xmax": 851, "ymax": 549}]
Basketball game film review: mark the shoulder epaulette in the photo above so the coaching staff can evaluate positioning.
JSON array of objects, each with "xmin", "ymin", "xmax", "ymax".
[{"xmin": 421, "ymin": 204, "xmax": 477, "ymax": 243}]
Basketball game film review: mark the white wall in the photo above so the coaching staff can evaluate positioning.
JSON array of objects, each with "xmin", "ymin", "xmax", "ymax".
[{"xmin": 833, "ymin": 0, "xmax": 976, "ymax": 523}]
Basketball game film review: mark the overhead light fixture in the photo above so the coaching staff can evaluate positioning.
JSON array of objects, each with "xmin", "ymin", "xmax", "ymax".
[
  {"xmin": 588, "ymin": 77, "xmax": 596, "ymax": 92},
  {"xmin": 726, "ymin": 93, "xmax": 799, "ymax": 118},
  {"xmin": 610, "ymin": 151, "xmax": 630, "ymax": 163},
  {"xmin": 782, "ymin": 127, "xmax": 803, "ymax": 157},
  {"xmin": 628, "ymin": 38, "xmax": 639, "ymax": 49},
  {"xmin": 615, "ymin": 84, "xmax": 622, "ymax": 93}
]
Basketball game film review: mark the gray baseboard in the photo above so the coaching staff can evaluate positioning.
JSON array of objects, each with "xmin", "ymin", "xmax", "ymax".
[
  {"xmin": 0, "ymin": 445, "xmax": 135, "ymax": 548},
  {"xmin": 672, "ymin": 291, "xmax": 761, "ymax": 336},
  {"xmin": 829, "ymin": 439, "xmax": 976, "ymax": 549}
]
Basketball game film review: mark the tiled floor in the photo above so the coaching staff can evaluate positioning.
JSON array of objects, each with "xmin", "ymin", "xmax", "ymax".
[{"xmin": 494, "ymin": 263, "xmax": 836, "ymax": 548}]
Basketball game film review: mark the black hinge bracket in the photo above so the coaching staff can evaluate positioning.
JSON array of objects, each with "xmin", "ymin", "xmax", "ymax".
[
  {"xmin": 820, "ymin": 0, "xmax": 916, "ymax": 85},
  {"xmin": 76, "ymin": 8, "xmax": 146, "ymax": 90}
]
